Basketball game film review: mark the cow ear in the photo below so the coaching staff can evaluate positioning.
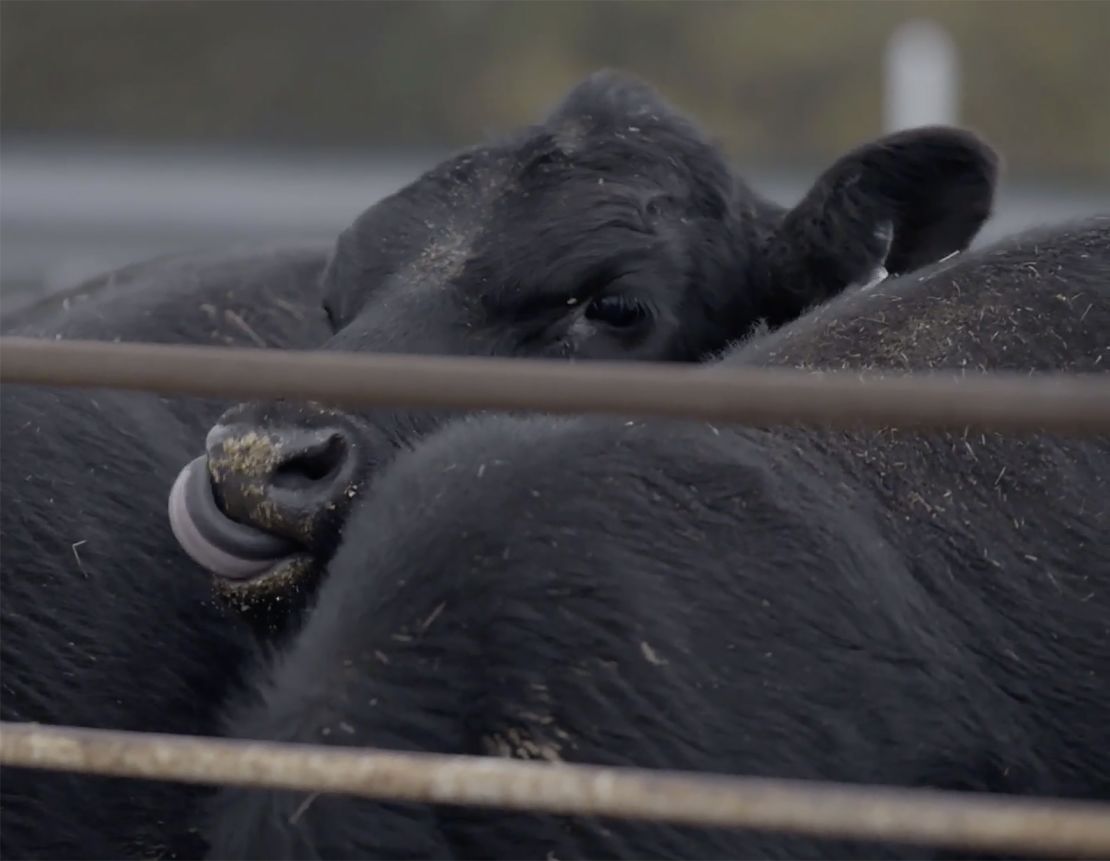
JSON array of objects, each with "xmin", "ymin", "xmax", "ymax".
[{"xmin": 760, "ymin": 127, "xmax": 999, "ymax": 327}]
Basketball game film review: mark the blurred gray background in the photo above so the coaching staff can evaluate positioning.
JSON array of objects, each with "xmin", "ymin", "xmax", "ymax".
[{"xmin": 2, "ymin": 0, "xmax": 1108, "ymax": 315}]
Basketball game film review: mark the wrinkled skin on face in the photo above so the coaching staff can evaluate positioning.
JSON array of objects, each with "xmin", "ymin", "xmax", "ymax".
[{"xmin": 169, "ymin": 69, "xmax": 999, "ymax": 620}]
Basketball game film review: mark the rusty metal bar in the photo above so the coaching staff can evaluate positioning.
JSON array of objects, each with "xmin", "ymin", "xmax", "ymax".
[
  {"xmin": 2, "ymin": 337, "xmax": 1110, "ymax": 434},
  {"xmin": 2, "ymin": 722, "xmax": 1109, "ymax": 857}
]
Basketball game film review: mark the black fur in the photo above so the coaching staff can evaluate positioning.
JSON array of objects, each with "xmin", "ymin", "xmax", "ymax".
[
  {"xmin": 204, "ymin": 69, "xmax": 998, "ymax": 593},
  {"xmin": 320, "ymin": 70, "xmax": 997, "ymax": 362},
  {"xmin": 0, "ymin": 244, "xmax": 333, "ymax": 860},
  {"xmin": 0, "ymin": 69, "xmax": 998, "ymax": 858},
  {"xmin": 207, "ymin": 216, "xmax": 1110, "ymax": 859}
]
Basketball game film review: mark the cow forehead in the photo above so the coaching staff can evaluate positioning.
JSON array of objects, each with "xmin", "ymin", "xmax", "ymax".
[
  {"xmin": 397, "ymin": 227, "xmax": 474, "ymax": 291},
  {"xmin": 390, "ymin": 150, "xmax": 631, "ymax": 295},
  {"xmin": 373, "ymin": 115, "xmax": 703, "ymax": 301},
  {"xmin": 390, "ymin": 155, "xmax": 512, "ymax": 292}
]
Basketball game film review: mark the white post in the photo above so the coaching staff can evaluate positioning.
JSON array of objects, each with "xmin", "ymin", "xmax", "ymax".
[{"xmin": 883, "ymin": 19, "xmax": 960, "ymax": 132}]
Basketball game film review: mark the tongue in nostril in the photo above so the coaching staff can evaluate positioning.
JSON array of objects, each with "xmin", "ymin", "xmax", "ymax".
[{"xmin": 168, "ymin": 455, "xmax": 297, "ymax": 579}]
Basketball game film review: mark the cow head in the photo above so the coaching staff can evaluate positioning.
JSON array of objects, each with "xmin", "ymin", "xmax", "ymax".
[{"xmin": 169, "ymin": 70, "xmax": 997, "ymax": 620}]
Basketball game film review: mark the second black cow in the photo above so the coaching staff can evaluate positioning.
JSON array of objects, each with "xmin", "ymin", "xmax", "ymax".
[{"xmin": 207, "ymin": 216, "xmax": 1110, "ymax": 859}]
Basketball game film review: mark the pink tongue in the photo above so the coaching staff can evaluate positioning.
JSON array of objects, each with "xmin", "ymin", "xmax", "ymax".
[{"xmin": 167, "ymin": 458, "xmax": 287, "ymax": 579}]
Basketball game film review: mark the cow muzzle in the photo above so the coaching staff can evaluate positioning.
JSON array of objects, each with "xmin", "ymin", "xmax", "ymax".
[{"xmin": 168, "ymin": 405, "xmax": 368, "ymax": 601}]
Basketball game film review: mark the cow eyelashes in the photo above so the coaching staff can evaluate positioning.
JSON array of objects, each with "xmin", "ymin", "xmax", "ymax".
[{"xmin": 584, "ymin": 294, "xmax": 652, "ymax": 329}]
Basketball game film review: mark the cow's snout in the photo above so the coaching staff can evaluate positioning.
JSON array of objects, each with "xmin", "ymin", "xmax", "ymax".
[
  {"xmin": 204, "ymin": 418, "xmax": 361, "ymax": 548},
  {"xmin": 169, "ymin": 400, "xmax": 388, "ymax": 602}
]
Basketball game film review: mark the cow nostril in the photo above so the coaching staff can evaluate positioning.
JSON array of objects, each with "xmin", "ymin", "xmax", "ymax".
[{"xmin": 272, "ymin": 434, "xmax": 347, "ymax": 490}]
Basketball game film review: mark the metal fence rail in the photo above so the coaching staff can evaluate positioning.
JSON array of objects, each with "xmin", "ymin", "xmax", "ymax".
[
  {"xmin": 3, "ymin": 335, "xmax": 1110, "ymax": 857},
  {"xmin": 3, "ymin": 337, "xmax": 1110, "ymax": 434},
  {"xmin": 3, "ymin": 723, "xmax": 1110, "ymax": 858}
]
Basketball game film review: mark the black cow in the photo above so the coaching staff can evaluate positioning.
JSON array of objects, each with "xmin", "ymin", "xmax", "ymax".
[
  {"xmin": 0, "ymin": 245, "xmax": 332, "ymax": 860},
  {"xmin": 1, "ymin": 68, "xmax": 995, "ymax": 859},
  {"xmin": 171, "ymin": 69, "xmax": 998, "ymax": 604},
  {"xmin": 205, "ymin": 216, "xmax": 1110, "ymax": 860}
]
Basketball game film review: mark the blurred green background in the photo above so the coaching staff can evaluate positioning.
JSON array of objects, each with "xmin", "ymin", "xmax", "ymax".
[
  {"xmin": 2, "ymin": 0, "xmax": 1107, "ymax": 311},
  {"xmin": 3, "ymin": 0, "xmax": 1108, "ymax": 180}
]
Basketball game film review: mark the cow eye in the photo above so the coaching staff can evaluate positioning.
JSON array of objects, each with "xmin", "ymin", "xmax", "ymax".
[{"xmin": 584, "ymin": 294, "xmax": 651, "ymax": 329}]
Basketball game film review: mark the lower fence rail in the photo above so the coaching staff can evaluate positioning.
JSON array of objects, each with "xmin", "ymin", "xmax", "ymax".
[
  {"xmin": 2, "ymin": 722, "xmax": 1109, "ymax": 857},
  {"xmin": 4, "ymin": 340, "xmax": 1110, "ymax": 856}
]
